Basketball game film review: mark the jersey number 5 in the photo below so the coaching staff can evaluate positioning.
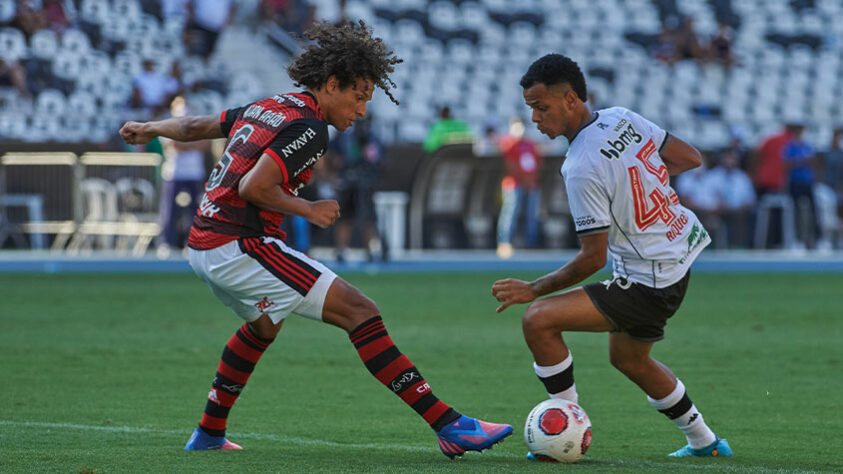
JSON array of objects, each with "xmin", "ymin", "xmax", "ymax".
[{"xmin": 206, "ymin": 125, "xmax": 254, "ymax": 191}]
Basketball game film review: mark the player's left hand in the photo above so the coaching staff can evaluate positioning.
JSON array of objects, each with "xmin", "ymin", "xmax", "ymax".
[{"xmin": 491, "ymin": 278, "xmax": 537, "ymax": 313}]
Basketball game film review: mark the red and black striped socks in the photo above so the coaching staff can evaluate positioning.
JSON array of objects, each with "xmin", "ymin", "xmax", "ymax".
[
  {"xmin": 198, "ymin": 323, "xmax": 274, "ymax": 437},
  {"xmin": 349, "ymin": 316, "xmax": 460, "ymax": 432}
]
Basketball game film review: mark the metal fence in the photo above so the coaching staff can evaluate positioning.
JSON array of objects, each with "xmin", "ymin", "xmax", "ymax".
[{"xmin": 0, "ymin": 151, "xmax": 162, "ymax": 255}]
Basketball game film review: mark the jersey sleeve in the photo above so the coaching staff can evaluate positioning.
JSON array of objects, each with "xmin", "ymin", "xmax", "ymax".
[
  {"xmin": 264, "ymin": 118, "xmax": 328, "ymax": 183},
  {"xmin": 630, "ymin": 111, "xmax": 670, "ymax": 154},
  {"xmin": 219, "ymin": 105, "xmax": 249, "ymax": 137},
  {"xmin": 565, "ymin": 171, "xmax": 612, "ymax": 235}
]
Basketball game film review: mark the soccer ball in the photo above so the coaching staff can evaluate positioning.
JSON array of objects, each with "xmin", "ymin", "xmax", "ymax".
[{"xmin": 524, "ymin": 398, "xmax": 592, "ymax": 463}]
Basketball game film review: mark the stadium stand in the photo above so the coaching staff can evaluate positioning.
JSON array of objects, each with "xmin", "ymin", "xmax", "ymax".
[{"xmin": 1, "ymin": 0, "xmax": 842, "ymax": 252}]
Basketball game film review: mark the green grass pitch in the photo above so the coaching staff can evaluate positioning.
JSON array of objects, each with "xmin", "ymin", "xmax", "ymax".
[{"xmin": 1, "ymin": 270, "xmax": 840, "ymax": 473}]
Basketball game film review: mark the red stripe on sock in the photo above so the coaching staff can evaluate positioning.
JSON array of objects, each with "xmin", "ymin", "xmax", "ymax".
[
  {"xmin": 350, "ymin": 322, "xmax": 385, "ymax": 344},
  {"xmin": 240, "ymin": 324, "xmax": 271, "ymax": 349},
  {"xmin": 422, "ymin": 401, "xmax": 451, "ymax": 425},
  {"xmin": 211, "ymin": 389, "xmax": 238, "ymax": 407},
  {"xmin": 355, "ymin": 335, "xmax": 395, "ymax": 363},
  {"xmin": 228, "ymin": 334, "xmax": 265, "ymax": 363},
  {"xmin": 200, "ymin": 413, "xmax": 227, "ymax": 430},
  {"xmin": 350, "ymin": 319, "xmax": 383, "ymax": 341},
  {"xmin": 398, "ymin": 380, "xmax": 431, "ymax": 405},
  {"xmin": 374, "ymin": 355, "xmax": 413, "ymax": 385},
  {"xmin": 217, "ymin": 360, "xmax": 250, "ymax": 383}
]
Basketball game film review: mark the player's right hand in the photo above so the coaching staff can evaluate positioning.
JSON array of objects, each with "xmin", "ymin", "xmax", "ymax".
[
  {"xmin": 306, "ymin": 200, "xmax": 340, "ymax": 228},
  {"xmin": 119, "ymin": 121, "xmax": 155, "ymax": 145}
]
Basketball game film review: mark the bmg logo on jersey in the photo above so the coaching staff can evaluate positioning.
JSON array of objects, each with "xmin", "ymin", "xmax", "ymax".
[{"xmin": 599, "ymin": 123, "xmax": 643, "ymax": 160}]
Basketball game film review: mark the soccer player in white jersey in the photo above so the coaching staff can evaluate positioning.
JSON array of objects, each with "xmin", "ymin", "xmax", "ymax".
[{"xmin": 492, "ymin": 54, "xmax": 732, "ymax": 459}]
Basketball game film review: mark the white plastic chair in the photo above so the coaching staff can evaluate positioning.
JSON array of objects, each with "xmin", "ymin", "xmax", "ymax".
[
  {"xmin": 61, "ymin": 29, "xmax": 92, "ymax": 56},
  {"xmin": 0, "ymin": 27, "xmax": 27, "ymax": 62},
  {"xmin": 429, "ymin": 1, "xmax": 459, "ymax": 31},
  {"xmin": 80, "ymin": 0, "xmax": 111, "ymax": 24},
  {"xmin": 29, "ymin": 29, "xmax": 59, "ymax": 60}
]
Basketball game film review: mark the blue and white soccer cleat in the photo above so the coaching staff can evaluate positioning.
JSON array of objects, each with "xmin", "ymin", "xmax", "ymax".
[
  {"xmin": 184, "ymin": 427, "xmax": 243, "ymax": 451},
  {"xmin": 435, "ymin": 415, "xmax": 513, "ymax": 459},
  {"xmin": 669, "ymin": 437, "xmax": 732, "ymax": 457}
]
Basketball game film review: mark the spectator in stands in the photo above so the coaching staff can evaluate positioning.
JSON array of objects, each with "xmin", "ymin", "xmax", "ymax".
[
  {"xmin": 754, "ymin": 124, "xmax": 799, "ymax": 197},
  {"xmin": 0, "ymin": 57, "xmax": 29, "ymax": 97},
  {"xmin": 423, "ymin": 106, "xmax": 473, "ymax": 153},
  {"xmin": 42, "ymin": 0, "xmax": 69, "ymax": 32},
  {"xmin": 674, "ymin": 16, "xmax": 707, "ymax": 62},
  {"xmin": 262, "ymin": 0, "xmax": 315, "ymax": 35},
  {"xmin": 473, "ymin": 119, "xmax": 502, "ymax": 158},
  {"xmin": 709, "ymin": 149, "xmax": 755, "ymax": 248},
  {"xmin": 330, "ymin": 115, "xmax": 384, "ymax": 262},
  {"xmin": 130, "ymin": 59, "xmax": 180, "ymax": 119},
  {"xmin": 496, "ymin": 116, "xmax": 543, "ymax": 258},
  {"xmin": 675, "ymin": 155, "xmax": 722, "ymax": 247},
  {"xmin": 158, "ymin": 96, "xmax": 209, "ymax": 253},
  {"xmin": 823, "ymin": 128, "xmax": 843, "ymax": 233},
  {"xmin": 184, "ymin": 0, "xmax": 236, "ymax": 59},
  {"xmin": 783, "ymin": 125, "xmax": 820, "ymax": 248},
  {"xmin": 652, "ymin": 26, "xmax": 680, "ymax": 65},
  {"xmin": 10, "ymin": 0, "xmax": 46, "ymax": 39},
  {"xmin": 709, "ymin": 21, "xmax": 735, "ymax": 67}
]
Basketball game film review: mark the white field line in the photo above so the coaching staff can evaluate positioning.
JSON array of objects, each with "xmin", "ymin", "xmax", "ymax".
[{"xmin": 0, "ymin": 420, "xmax": 830, "ymax": 473}]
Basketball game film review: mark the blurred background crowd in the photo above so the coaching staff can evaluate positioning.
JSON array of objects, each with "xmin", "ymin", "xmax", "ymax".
[{"xmin": 1, "ymin": 0, "xmax": 842, "ymax": 259}]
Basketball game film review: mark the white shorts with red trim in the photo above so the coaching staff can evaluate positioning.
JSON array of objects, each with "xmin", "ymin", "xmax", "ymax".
[{"xmin": 188, "ymin": 236, "xmax": 337, "ymax": 324}]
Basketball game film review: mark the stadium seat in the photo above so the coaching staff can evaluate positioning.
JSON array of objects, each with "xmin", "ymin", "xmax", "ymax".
[
  {"xmin": 62, "ymin": 29, "xmax": 93, "ymax": 56},
  {"xmin": 428, "ymin": 1, "xmax": 459, "ymax": 32},
  {"xmin": 81, "ymin": 0, "xmax": 111, "ymax": 24},
  {"xmin": 29, "ymin": 29, "xmax": 59, "ymax": 60},
  {"xmin": 0, "ymin": 27, "xmax": 27, "ymax": 63},
  {"xmin": 35, "ymin": 89, "xmax": 68, "ymax": 117}
]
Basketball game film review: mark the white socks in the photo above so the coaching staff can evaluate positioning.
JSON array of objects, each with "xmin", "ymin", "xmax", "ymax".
[
  {"xmin": 534, "ymin": 353, "xmax": 578, "ymax": 404},
  {"xmin": 648, "ymin": 379, "xmax": 716, "ymax": 449}
]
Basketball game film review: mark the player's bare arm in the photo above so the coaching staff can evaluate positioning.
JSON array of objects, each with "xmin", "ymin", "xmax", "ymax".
[
  {"xmin": 239, "ymin": 154, "xmax": 340, "ymax": 228},
  {"xmin": 660, "ymin": 135, "xmax": 702, "ymax": 175},
  {"xmin": 492, "ymin": 232, "xmax": 608, "ymax": 313},
  {"xmin": 119, "ymin": 115, "xmax": 225, "ymax": 145}
]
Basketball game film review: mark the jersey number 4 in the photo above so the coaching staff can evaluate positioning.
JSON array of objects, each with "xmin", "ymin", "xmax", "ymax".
[
  {"xmin": 628, "ymin": 139, "xmax": 679, "ymax": 231},
  {"xmin": 206, "ymin": 125, "xmax": 254, "ymax": 191}
]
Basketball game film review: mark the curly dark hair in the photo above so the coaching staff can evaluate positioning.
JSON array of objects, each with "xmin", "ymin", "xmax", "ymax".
[
  {"xmin": 520, "ymin": 54, "xmax": 588, "ymax": 102},
  {"xmin": 288, "ymin": 20, "xmax": 403, "ymax": 104}
]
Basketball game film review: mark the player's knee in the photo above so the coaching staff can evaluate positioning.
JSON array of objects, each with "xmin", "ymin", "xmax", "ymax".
[
  {"xmin": 522, "ymin": 300, "xmax": 553, "ymax": 337},
  {"xmin": 342, "ymin": 292, "xmax": 380, "ymax": 329},
  {"xmin": 249, "ymin": 315, "xmax": 283, "ymax": 340}
]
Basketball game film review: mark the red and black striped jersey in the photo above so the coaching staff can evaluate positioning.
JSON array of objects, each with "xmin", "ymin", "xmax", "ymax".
[{"xmin": 188, "ymin": 92, "xmax": 329, "ymax": 250}]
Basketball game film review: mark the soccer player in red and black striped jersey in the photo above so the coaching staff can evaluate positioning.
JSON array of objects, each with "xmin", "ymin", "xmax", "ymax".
[{"xmin": 119, "ymin": 20, "xmax": 511, "ymax": 458}]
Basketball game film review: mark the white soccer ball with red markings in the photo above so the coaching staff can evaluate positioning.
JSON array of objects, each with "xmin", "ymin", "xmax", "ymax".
[{"xmin": 524, "ymin": 398, "xmax": 592, "ymax": 463}]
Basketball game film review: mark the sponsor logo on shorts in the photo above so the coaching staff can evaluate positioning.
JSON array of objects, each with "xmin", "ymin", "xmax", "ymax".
[{"xmin": 254, "ymin": 296, "xmax": 275, "ymax": 312}]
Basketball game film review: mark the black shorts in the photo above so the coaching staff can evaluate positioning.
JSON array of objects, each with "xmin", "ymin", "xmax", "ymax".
[
  {"xmin": 338, "ymin": 185, "xmax": 375, "ymax": 223},
  {"xmin": 583, "ymin": 271, "xmax": 691, "ymax": 342}
]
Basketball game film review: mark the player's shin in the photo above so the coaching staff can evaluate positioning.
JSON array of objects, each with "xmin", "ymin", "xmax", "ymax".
[
  {"xmin": 198, "ymin": 323, "xmax": 274, "ymax": 436},
  {"xmin": 348, "ymin": 316, "xmax": 461, "ymax": 431}
]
